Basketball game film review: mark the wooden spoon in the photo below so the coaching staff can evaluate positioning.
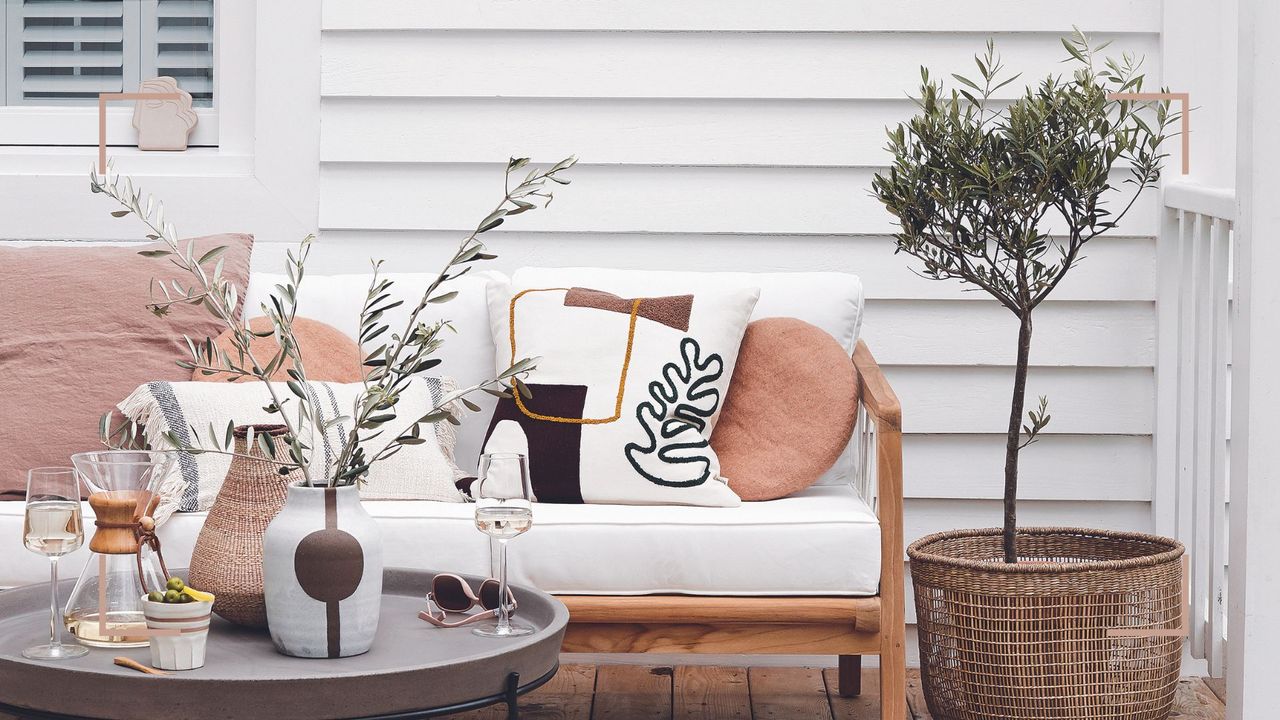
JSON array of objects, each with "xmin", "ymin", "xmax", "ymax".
[{"xmin": 113, "ymin": 656, "xmax": 169, "ymax": 676}]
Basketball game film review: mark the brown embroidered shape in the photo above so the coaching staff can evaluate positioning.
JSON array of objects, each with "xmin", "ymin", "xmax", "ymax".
[
  {"xmin": 565, "ymin": 287, "xmax": 693, "ymax": 332},
  {"xmin": 485, "ymin": 384, "xmax": 589, "ymax": 503}
]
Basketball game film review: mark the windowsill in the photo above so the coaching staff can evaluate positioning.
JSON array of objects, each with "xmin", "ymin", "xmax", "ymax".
[
  {"xmin": 0, "ymin": 106, "xmax": 219, "ymax": 147},
  {"xmin": 0, "ymin": 146, "xmax": 253, "ymax": 177}
]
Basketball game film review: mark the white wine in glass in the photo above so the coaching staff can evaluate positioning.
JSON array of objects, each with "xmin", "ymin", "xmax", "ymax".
[
  {"xmin": 474, "ymin": 504, "xmax": 532, "ymax": 540},
  {"xmin": 473, "ymin": 452, "xmax": 535, "ymax": 638},
  {"xmin": 23, "ymin": 500, "xmax": 84, "ymax": 557},
  {"xmin": 22, "ymin": 468, "xmax": 89, "ymax": 660}
]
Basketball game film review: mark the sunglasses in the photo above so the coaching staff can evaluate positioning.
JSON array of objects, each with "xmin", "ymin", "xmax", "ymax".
[{"xmin": 417, "ymin": 573, "xmax": 518, "ymax": 629}]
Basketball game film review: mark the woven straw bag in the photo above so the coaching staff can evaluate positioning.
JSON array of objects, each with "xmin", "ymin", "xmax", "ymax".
[{"xmin": 188, "ymin": 425, "xmax": 302, "ymax": 627}]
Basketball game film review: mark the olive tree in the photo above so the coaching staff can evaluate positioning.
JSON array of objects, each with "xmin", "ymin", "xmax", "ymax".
[{"xmin": 872, "ymin": 31, "xmax": 1176, "ymax": 562}]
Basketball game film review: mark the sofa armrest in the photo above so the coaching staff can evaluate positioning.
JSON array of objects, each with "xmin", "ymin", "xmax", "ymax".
[
  {"xmin": 852, "ymin": 340, "xmax": 906, "ymax": 671},
  {"xmin": 853, "ymin": 340, "xmax": 901, "ymax": 432}
]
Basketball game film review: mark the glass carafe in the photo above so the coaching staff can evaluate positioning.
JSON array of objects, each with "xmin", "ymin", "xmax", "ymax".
[{"xmin": 64, "ymin": 450, "xmax": 175, "ymax": 648}]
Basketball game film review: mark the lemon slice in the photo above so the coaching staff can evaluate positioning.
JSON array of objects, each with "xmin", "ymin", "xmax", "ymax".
[{"xmin": 183, "ymin": 586, "xmax": 215, "ymax": 603}]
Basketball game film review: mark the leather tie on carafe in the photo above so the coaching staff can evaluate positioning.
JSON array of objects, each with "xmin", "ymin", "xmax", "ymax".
[{"xmin": 91, "ymin": 514, "xmax": 170, "ymax": 595}]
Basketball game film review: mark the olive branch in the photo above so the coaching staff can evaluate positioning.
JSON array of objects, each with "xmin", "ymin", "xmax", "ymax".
[{"xmin": 92, "ymin": 155, "xmax": 577, "ymax": 486}]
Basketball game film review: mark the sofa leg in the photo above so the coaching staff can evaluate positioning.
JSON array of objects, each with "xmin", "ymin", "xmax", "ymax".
[
  {"xmin": 837, "ymin": 655, "xmax": 862, "ymax": 697},
  {"xmin": 879, "ymin": 641, "xmax": 908, "ymax": 719}
]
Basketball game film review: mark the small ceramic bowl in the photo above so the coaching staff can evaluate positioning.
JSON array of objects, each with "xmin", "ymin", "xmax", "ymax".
[{"xmin": 141, "ymin": 597, "xmax": 214, "ymax": 671}]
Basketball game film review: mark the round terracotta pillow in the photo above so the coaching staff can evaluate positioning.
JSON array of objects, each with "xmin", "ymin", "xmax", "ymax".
[
  {"xmin": 711, "ymin": 317, "xmax": 858, "ymax": 501},
  {"xmin": 193, "ymin": 316, "xmax": 364, "ymax": 383}
]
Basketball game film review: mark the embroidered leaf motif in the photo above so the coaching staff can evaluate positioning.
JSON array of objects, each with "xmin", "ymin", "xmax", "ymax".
[{"xmin": 625, "ymin": 337, "xmax": 723, "ymax": 488}]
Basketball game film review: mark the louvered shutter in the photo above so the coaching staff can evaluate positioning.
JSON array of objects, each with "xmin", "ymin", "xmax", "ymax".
[
  {"xmin": 3, "ymin": 0, "xmax": 140, "ymax": 105},
  {"xmin": 140, "ymin": 0, "xmax": 213, "ymax": 106}
]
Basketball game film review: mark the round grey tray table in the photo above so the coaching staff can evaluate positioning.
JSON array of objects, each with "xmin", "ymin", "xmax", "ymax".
[{"xmin": 0, "ymin": 568, "xmax": 568, "ymax": 720}]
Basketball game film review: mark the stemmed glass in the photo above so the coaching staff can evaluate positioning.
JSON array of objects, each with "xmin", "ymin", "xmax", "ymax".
[
  {"xmin": 472, "ymin": 452, "xmax": 535, "ymax": 638},
  {"xmin": 22, "ymin": 468, "xmax": 89, "ymax": 660}
]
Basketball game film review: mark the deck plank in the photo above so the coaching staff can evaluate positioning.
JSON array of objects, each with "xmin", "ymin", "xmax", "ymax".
[
  {"xmin": 748, "ymin": 666, "xmax": 833, "ymax": 720},
  {"xmin": 904, "ymin": 670, "xmax": 933, "ymax": 720},
  {"xmin": 1202, "ymin": 676, "xmax": 1227, "ymax": 705},
  {"xmin": 674, "ymin": 666, "xmax": 750, "ymax": 720},
  {"xmin": 1172, "ymin": 677, "xmax": 1227, "ymax": 719},
  {"xmin": 443, "ymin": 667, "xmax": 1224, "ymax": 719},
  {"xmin": 450, "ymin": 664, "xmax": 597, "ymax": 719},
  {"xmin": 592, "ymin": 665, "xmax": 673, "ymax": 720},
  {"xmin": 824, "ymin": 667, "xmax": 885, "ymax": 720},
  {"xmin": 523, "ymin": 664, "xmax": 599, "ymax": 720}
]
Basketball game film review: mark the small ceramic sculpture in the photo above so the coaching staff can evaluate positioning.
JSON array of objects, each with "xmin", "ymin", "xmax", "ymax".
[{"xmin": 132, "ymin": 77, "xmax": 197, "ymax": 151}]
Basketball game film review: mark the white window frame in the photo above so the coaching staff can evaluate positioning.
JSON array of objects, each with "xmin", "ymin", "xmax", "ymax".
[
  {"xmin": 0, "ymin": 0, "xmax": 219, "ymax": 146},
  {"xmin": 0, "ymin": 0, "xmax": 319, "ymax": 244}
]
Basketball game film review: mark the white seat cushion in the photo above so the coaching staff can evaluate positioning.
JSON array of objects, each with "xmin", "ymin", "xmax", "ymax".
[{"xmin": 0, "ymin": 485, "xmax": 880, "ymax": 596}]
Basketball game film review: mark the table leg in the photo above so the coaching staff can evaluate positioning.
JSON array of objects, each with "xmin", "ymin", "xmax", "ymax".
[{"xmin": 505, "ymin": 672, "xmax": 520, "ymax": 719}]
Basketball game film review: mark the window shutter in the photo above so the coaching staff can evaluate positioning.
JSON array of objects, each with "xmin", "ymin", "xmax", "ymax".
[
  {"xmin": 140, "ymin": 0, "xmax": 213, "ymax": 106},
  {"xmin": 3, "ymin": 0, "xmax": 140, "ymax": 105}
]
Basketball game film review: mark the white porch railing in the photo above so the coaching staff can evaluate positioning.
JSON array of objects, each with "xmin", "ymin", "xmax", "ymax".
[{"xmin": 1156, "ymin": 181, "xmax": 1236, "ymax": 678}]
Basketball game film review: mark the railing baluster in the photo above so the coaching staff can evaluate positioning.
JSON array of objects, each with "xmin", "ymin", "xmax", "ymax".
[
  {"xmin": 1208, "ymin": 217, "xmax": 1231, "ymax": 676},
  {"xmin": 1154, "ymin": 206, "xmax": 1183, "ymax": 539},
  {"xmin": 1175, "ymin": 209, "xmax": 1203, "ymax": 653},
  {"xmin": 1191, "ymin": 212, "xmax": 1213, "ymax": 660}
]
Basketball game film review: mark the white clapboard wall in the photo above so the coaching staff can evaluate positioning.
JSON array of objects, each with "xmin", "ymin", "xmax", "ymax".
[{"xmin": 309, "ymin": 0, "xmax": 1164, "ymax": 630}]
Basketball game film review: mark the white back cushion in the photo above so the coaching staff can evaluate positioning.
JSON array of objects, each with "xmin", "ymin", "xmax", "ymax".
[
  {"xmin": 245, "ymin": 271, "xmax": 505, "ymax": 472},
  {"xmin": 246, "ymin": 267, "xmax": 865, "ymax": 482},
  {"xmin": 512, "ymin": 268, "xmax": 864, "ymax": 352}
]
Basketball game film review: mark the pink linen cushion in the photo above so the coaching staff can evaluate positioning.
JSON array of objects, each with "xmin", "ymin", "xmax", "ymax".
[
  {"xmin": 711, "ymin": 317, "xmax": 858, "ymax": 501},
  {"xmin": 0, "ymin": 235, "xmax": 254, "ymax": 498},
  {"xmin": 193, "ymin": 316, "xmax": 363, "ymax": 384}
]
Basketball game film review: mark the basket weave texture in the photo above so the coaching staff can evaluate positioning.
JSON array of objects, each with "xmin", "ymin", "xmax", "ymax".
[
  {"xmin": 908, "ymin": 527, "xmax": 1184, "ymax": 720},
  {"xmin": 188, "ymin": 425, "xmax": 301, "ymax": 627}
]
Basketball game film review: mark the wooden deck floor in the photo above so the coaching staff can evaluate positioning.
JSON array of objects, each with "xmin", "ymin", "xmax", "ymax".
[{"xmin": 450, "ymin": 665, "xmax": 1227, "ymax": 719}]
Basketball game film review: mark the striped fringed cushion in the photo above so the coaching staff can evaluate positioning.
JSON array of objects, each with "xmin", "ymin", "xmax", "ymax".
[{"xmin": 118, "ymin": 378, "xmax": 467, "ymax": 518}]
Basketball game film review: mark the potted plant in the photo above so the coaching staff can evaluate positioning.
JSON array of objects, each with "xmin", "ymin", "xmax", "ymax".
[
  {"xmin": 91, "ymin": 155, "xmax": 575, "ymax": 657},
  {"xmin": 872, "ymin": 32, "xmax": 1185, "ymax": 719}
]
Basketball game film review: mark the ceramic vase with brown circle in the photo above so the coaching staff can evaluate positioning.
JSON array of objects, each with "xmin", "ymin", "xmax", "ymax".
[
  {"xmin": 188, "ymin": 425, "xmax": 300, "ymax": 628},
  {"xmin": 262, "ymin": 482, "xmax": 383, "ymax": 658}
]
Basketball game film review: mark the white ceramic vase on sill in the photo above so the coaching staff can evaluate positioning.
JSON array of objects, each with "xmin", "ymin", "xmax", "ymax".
[{"xmin": 262, "ymin": 483, "xmax": 383, "ymax": 658}]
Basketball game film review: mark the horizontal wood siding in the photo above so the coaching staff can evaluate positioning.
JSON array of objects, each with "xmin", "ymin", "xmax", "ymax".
[
  {"xmin": 321, "ymin": 31, "xmax": 1159, "ymax": 100},
  {"xmin": 322, "ymin": 1, "xmax": 1161, "ymax": 33},
  {"xmin": 316, "ymin": 0, "xmax": 1162, "ymax": 624}
]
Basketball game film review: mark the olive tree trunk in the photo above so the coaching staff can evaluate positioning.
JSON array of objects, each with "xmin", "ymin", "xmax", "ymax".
[{"xmin": 1002, "ymin": 313, "xmax": 1033, "ymax": 563}]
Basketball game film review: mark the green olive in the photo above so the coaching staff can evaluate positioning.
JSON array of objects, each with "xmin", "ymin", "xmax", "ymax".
[
  {"xmin": 164, "ymin": 589, "xmax": 181, "ymax": 603},
  {"xmin": 166, "ymin": 577, "xmax": 185, "ymax": 592},
  {"xmin": 147, "ymin": 591, "xmax": 165, "ymax": 603}
]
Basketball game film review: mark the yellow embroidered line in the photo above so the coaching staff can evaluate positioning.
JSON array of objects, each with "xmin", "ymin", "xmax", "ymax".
[{"xmin": 509, "ymin": 287, "xmax": 641, "ymax": 424}]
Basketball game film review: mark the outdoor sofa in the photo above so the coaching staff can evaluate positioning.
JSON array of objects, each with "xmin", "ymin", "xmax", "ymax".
[{"xmin": 0, "ymin": 267, "xmax": 906, "ymax": 719}]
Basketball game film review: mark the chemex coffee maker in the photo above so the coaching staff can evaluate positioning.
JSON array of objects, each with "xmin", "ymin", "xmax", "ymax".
[{"xmin": 64, "ymin": 450, "xmax": 175, "ymax": 648}]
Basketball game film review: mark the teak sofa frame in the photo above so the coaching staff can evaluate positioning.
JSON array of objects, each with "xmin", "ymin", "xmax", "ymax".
[{"xmin": 557, "ymin": 340, "xmax": 906, "ymax": 719}]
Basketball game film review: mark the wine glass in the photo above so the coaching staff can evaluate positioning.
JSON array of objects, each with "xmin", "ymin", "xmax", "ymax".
[
  {"xmin": 472, "ymin": 453, "xmax": 535, "ymax": 638},
  {"xmin": 22, "ymin": 467, "xmax": 89, "ymax": 660}
]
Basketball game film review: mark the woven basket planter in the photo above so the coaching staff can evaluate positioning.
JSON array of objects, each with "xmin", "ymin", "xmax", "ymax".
[{"xmin": 908, "ymin": 527, "xmax": 1184, "ymax": 720}]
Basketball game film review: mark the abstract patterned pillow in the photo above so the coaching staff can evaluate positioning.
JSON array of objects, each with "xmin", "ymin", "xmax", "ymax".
[{"xmin": 483, "ymin": 277, "xmax": 759, "ymax": 507}]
